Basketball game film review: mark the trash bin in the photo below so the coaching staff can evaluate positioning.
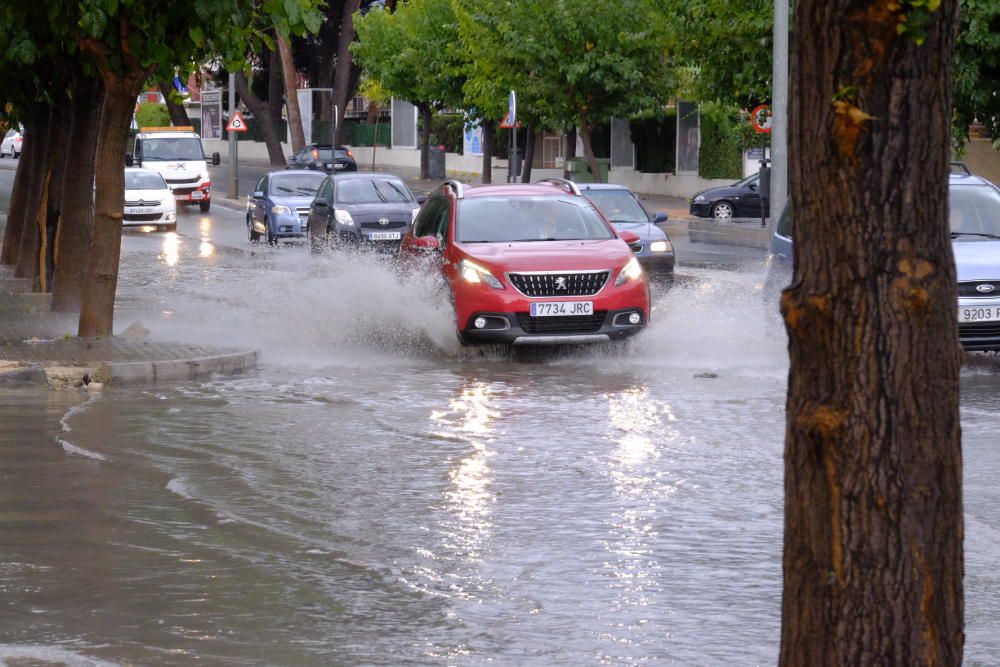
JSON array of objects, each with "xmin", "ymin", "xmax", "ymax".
[
  {"xmin": 428, "ymin": 144, "xmax": 447, "ymax": 179},
  {"xmin": 565, "ymin": 157, "xmax": 610, "ymax": 183}
]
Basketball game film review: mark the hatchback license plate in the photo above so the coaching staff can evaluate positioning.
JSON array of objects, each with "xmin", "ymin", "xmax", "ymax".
[
  {"xmin": 959, "ymin": 305, "xmax": 1000, "ymax": 323},
  {"xmin": 531, "ymin": 301, "xmax": 594, "ymax": 317},
  {"xmin": 369, "ymin": 232, "xmax": 401, "ymax": 241}
]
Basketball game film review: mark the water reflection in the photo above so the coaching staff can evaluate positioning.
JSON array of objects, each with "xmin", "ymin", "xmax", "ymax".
[
  {"xmin": 199, "ymin": 241, "xmax": 215, "ymax": 258},
  {"xmin": 160, "ymin": 232, "xmax": 180, "ymax": 267}
]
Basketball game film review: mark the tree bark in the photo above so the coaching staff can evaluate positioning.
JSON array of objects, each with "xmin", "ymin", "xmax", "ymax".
[
  {"xmin": 418, "ymin": 104, "xmax": 432, "ymax": 180},
  {"xmin": 780, "ymin": 3, "xmax": 963, "ymax": 665},
  {"xmin": 234, "ymin": 71, "xmax": 286, "ymax": 166},
  {"xmin": 1, "ymin": 121, "xmax": 38, "ymax": 267},
  {"xmin": 39, "ymin": 102, "xmax": 73, "ymax": 292},
  {"xmin": 159, "ymin": 78, "xmax": 191, "ymax": 126},
  {"xmin": 563, "ymin": 125, "xmax": 577, "ymax": 180},
  {"xmin": 278, "ymin": 33, "xmax": 306, "ymax": 152},
  {"xmin": 480, "ymin": 119, "xmax": 495, "ymax": 185},
  {"xmin": 15, "ymin": 108, "xmax": 55, "ymax": 285},
  {"xmin": 78, "ymin": 74, "xmax": 148, "ymax": 337},
  {"xmin": 332, "ymin": 0, "xmax": 362, "ymax": 146},
  {"xmin": 578, "ymin": 122, "xmax": 603, "ymax": 183},
  {"xmin": 520, "ymin": 125, "xmax": 536, "ymax": 183},
  {"xmin": 52, "ymin": 73, "xmax": 104, "ymax": 312},
  {"xmin": 266, "ymin": 49, "xmax": 284, "ymax": 146}
]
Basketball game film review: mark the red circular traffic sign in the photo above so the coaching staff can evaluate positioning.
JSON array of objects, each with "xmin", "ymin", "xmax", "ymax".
[{"xmin": 750, "ymin": 104, "xmax": 772, "ymax": 134}]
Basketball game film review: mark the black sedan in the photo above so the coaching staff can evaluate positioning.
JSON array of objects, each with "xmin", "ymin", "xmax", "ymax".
[
  {"xmin": 287, "ymin": 144, "xmax": 358, "ymax": 173},
  {"xmin": 689, "ymin": 173, "xmax": 768, "ymax": 220}
]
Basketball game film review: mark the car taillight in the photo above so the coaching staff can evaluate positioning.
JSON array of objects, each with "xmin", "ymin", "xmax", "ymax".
[
  {"xmin": 311, "ymin": 149, "xmax": 319, "ymax": 159},
  {"xmin": 347, "ymin": 150, "xmax": 353, "ymax": 158}
]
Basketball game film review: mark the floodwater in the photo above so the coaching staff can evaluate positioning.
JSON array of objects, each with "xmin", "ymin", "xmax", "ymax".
[{"xmin": 2, "ymin": 221, "xmax": 999, "ymax": 666}]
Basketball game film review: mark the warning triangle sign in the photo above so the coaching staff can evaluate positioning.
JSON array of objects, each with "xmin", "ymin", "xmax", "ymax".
[{"xmin": 226, "ymin": 110, "xmax": 249, "ymax": 133}]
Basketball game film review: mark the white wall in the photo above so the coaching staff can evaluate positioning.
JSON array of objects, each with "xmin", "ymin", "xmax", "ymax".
[{"xmin": 608, "ymin": 168, "xmax": 733, "ymax": 199}]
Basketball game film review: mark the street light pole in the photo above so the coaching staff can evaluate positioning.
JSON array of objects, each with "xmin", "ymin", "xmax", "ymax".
[
  {"xmin": 770, "ymin": 0, "xmax": 789, "ymax": 226},
  {"xmin": 228, "ymin": 72, "xmax": 238, "ymax": 199}
]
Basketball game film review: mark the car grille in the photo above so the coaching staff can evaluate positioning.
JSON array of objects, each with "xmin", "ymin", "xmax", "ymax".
[
  {"xmin": 958, "ymin": 280, "xmax": 1000, "ymax": 297},
  {"xmin": 125, "ymin": 200, "xmax": 161, "ymax": 207},
  {"xmin": 959, "ymin": 322, "xmax": 1000, "ymax": 338},
  {"xmin": 361, "ymin": 220, "xmax": 407, "ymax": 229},
  {"xmin": 124, "ymin": 212, "xmax": 163, "ymax": 222},
  {"xmin": 516, "ymin": 311, "xmax": 607, "ymax": 334},
  {"xmin": 166, "ymin": 177, "xmax": 200, "ymax": 185},
  {"xmin": 508, "ymin": 271, "xmax": 610, "ymax": 297},
  {"xmin": 171, "ymin": 187, "xmax": 196, "ymax": 195},
  {"xmin": 296, "ymin": 207, "xmax": 310, "ymax": 217}
]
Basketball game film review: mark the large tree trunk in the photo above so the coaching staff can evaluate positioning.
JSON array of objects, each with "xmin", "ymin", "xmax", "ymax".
[
  {"xmin": 578, "ymin": 122, "xmax": 603, "ymax": 183},
  {"xmin": 15, "ymin": 108, "xmax": 56, "ymax": 285},
  {"xmin": 332, "ymin": 0, "xmax": 362, "ymax": 146},
  {"xmin": 277, "ymin": 33, "xmax": 306, "ymax": 152},
  {"xmin": 418, "ymin": 104, "xmax": 432, "ymax": 180},
  {"xmin": 266, "ymin": 49, "xmax": 284, "ymax": 146},
  {"xmin": 480, "ymin": 119, "xmax": 495, "ymax": 185},
  {"xmin": 52, "ymin": 73, "xmax": 104, "ymax": 312},
  {"xmin": 159, "ymin": 78, "xmax": 191, "ymax": 126},
  {"xmin": 234, "ymin": 71, "xmax": 286, "ymax": 166},
  {"xmin": 520, "ymin": 125, "xmax": 536, "ymax": 183},
  {"xmin": 39, "ymin": 102, "xmax": 73, "ymax": 292},
  {"xmin": 563, "ymin": 126, "xmax": 577, "ymax": 180},
  {"xmin": 779, "ymin": 3, "xmax": 962, "ymax": 665},
  {"xmin": 1, "ymin": 122, "xmax": 39, "ymax": 266},
  {"xmin": 78, "ymin": 76, "xmax": 147, "ymax": 337}
]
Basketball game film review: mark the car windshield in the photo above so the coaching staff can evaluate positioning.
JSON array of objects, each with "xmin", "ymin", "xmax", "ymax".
[
  {"xmin": 140, "ymin": 138, "xmax": 205, "ymax": 161},
  {"xmin": 950, "ymin": 185, "xmax": 1000, "ymax": 238},
  {"xmin": 125, "ymin": 171, "xmax": 167, "ymax": 190},
  {"xmin": 584, "ymin": 189, "xmax": 648, "ymax": 223},
  {"xmin": 733, "ymin": 173, "xmax": 759, "ymax": 188},
  {"xmin": 270, "ymin": 174, "xmax": 326, "ymax": 196},
  {"xmin": 336, "ymin": 178, "xmax": 412, "ymax": 204},
  {"xmin": 457, "ymin": 196, "xmax": 614, "ymax": 243}
]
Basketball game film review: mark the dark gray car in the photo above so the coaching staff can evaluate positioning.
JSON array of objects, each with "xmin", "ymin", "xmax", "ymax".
[{"xmin": 308, "ymin": 173, "xmax": 422, "ymax": 252}]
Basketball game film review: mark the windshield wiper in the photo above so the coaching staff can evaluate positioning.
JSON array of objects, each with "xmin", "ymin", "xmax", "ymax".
[
  {"xmin": 951, "ymin": 232, "xmax": 1000, "ymax": 240},
  {"xmin": 275, "ymin": 186, "xmax": 295, "ymax": 193},
  {"xmin": 609, "ymin": 218, "xmax": 644, "ymax": 224}
]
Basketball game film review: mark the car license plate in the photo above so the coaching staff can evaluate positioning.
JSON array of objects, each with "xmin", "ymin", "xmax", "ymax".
[
  {"xmin": 530, "ymin": 301, "xmax": 594, "ymax": 317},
  {"xmin": 325, "ymin": 163, "xmax": 333, "ymax": 170},
  {"xmin": 369, "ymin": 232, "xmax": 401, "ymax": 241},
  {"xmin": 334, "ymin": 163, "xmax": 346, "ymax": 170},
  {"xmin": 127, "ymin": 208, "xmax": 154, "ymax": 214},
  {"xmin": 191, "ymin": 191, "xmax": 204, "ymax": 200},
  {"xmin": 959, "ymin": 305, "xmax": 1000, "ymax": 323}
]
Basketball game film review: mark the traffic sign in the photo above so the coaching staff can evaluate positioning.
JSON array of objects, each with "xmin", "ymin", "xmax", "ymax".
[
  {"xmin": 750, "ymin": 104, "xmax": 772, "ymax": 134},
  {"xmin": 499, "ymin": 112, "xmax": 521, "ymax": 129},
  {"xmin": 226, "ymin": 110, "xmax": 249, "ymax": 133}
]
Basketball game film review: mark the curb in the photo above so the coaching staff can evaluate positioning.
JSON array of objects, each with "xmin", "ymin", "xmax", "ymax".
[
  {"xmin": 688, "ymin": 219, "xmax": 770, "ymax": 250},
  {"xmin": 214, "ymin": 197, "xmax": 248, "ymax": 214},
  {"xmin": 0, "ymin": 364, "xmax": 46, "ymax": 386},
  {"xmin": 92, "ymin": 348, "xmax": 259, "ymax": 386}
]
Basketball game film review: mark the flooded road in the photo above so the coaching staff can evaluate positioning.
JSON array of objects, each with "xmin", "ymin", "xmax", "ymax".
[{"xmin": 2, "ymin": 207, "xmax": 999, "ymax": 665}]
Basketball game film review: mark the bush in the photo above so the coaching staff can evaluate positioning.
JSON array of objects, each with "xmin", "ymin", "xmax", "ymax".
[
  {"xmin": 135, "ymin": 102, "xmax": 170, "ymax": 129},
  {"xmin": 698, "ymin": 104, "xmax": 743, "ymax": 180}
]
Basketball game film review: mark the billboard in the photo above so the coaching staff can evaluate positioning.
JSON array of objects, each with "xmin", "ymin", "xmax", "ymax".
[{"xmin": 200, "ymin": 90, "xmax": 222, "ymax": 139}]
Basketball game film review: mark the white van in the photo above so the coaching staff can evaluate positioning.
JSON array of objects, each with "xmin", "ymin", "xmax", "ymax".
[{"xmin": 128, "ymin": 126, "xmax": 220, "ymax": 212}]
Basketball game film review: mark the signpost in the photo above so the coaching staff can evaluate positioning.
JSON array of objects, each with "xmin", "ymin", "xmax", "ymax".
[{"xmin": 750, "ymin": 105, "xmax": 772, "ymax": 228}]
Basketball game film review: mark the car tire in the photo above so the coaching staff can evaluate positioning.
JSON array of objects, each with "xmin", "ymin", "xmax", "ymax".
[
  {"xmin": 711, "ymin": 201, "xmax": 735, "ymax": 220},
  {"xmin": 199, "ymin": 200, "xmax": 210, "ymax": 213},
  {"xmin": 247, "ymin": 217, "xmax": 261, "ymax": 243}
]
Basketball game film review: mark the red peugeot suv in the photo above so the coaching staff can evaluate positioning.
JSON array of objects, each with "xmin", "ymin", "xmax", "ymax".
[{"xmin": 400, "ymin": 178, "xmax": 650, "ymax": 346}]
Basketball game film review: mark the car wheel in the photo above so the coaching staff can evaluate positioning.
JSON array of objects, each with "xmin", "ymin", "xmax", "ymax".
[
  {"xmin": 247, "ymin": 217, "xmax": 261, "ymax": 243},
  {"xmin": 711, "ymin": 201, "xmax": 734, "ymax": 220},
  {"xmin": 199, "ymin": 200, "xmax": 210, "ymax": 213}
]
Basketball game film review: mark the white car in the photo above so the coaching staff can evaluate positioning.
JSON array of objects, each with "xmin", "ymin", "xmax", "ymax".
[
  {"xmin": 0, "ymin": 128, "xmax": 22, "ymax": 158},
  {"xmin": 124, "ymin": 168, "xmax": 177, "ymax": 231}
]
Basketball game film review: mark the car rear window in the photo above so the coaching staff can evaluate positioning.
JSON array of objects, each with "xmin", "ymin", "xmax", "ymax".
[{"xmin": 457, "ymin": 196, "xmax": 614, "ymax": 243}]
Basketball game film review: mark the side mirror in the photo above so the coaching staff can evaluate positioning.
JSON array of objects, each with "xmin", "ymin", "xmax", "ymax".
[
  {"xmin": 748, "ymin": 182, "xmax": 758, "ymax": 191},
  {"xmin": 619, "ymin": 230, "xmax": 640, "ymax": 244},
  {"xmin": 652, "ymin": 212, "xmax": 668, "ymax": 223},
  {"xmin": 412, "ymin": 235, "xmax": 440, "ymax": 251},
  {"xmin": 416, "ymin": 194, "xmax": 428, "ymax": 204},
  {"xmin": 211, "ymin": 152, "xmax": 221, "ymax": 166},
  {"xmin": 125, "ymin": 154, "xmax": 133, "ymax": 167},
  {"xmin": 252, "ymin": 190, "xmax": 265, "ymax": 199}
]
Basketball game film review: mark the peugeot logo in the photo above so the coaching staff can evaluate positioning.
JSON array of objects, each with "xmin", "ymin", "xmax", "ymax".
[
  {"xmin": 378, "ymin": 217, "xmax": 390, "ymax": 226},
  {"xmin": 976, "ymin": 283, "xmax": 997, "ymax": 294},
  {"xmin": 554, "ymin": 276, "xmax": 567, "ymax": 290}
]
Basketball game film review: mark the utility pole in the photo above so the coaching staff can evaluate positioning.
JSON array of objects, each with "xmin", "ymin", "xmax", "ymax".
[
  {"xmin": 769, "ymin": 0, "xmax": 789, "ymax": 226},
  {"xmin": 228, "ymin": 72, "xmax": 238, "ymax": 199}
]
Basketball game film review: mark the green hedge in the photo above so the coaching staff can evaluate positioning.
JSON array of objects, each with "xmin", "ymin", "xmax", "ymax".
[
  {"xmin": 698, "ymin": 110, "xmax": 743, "ymax": 180},
  {"xmin": 136, "ymin": 103, "xmax": 170, "ymax": 128}
]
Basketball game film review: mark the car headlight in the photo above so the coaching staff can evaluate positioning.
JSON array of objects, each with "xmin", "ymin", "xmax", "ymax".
[
  {"xmin": 199, "ymin": 170, "xmax": 209, "ymax": 182},
  {"xmin": 411, "ymin": 208, "xmax": 421, "ymax": 224},
  {"xmin": 614, "ymin": 257, "xmax": 644, "ymax": 286},
  {"xmin": 459, "ymin": 259, "xmax": 504, "ymax": 290},
  {"xmin": 272, "ymin": 205, "xmax": 292, "ymax": 215},
  {"xmin": 164, "ymin": 212, "xmax": 176, "ymax": 222},
  {"xmin": 693, "ymin": 194, "xmax": 706, "ymax": 202},
  {"xmin": 334, "ymin": 209, "xmax": 355, "ymax": 227},
  {"xmin": 649, "ymin": 240, "xmax": 671, "ymax": 253}
]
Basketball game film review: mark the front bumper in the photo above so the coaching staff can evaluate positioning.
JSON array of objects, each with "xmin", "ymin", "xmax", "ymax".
[
  {"xmin": 689, "ymin": 201, "xmax": 712, "ymax": 217},
  {"xmin": 958, "ymin": 296, "xmax": 1000, "ymax": 351},
  {"xmin": 460, "ymin": 308, "xmax": 647, "ymax": 345},
  {"xmin": 336, "ymin": 230, "xmax": 404, "ymax": 252},
  {"xmin": 635, "ymin": 252, "xmax": 675, "ymax": 278}
]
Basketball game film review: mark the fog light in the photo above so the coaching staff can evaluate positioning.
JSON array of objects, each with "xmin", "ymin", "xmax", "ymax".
[
  {"xmin": 629, "ymin": 312, "xmax": 641, "ymax": 325},
  {"xmin": 474, "ymin": 317, "xmax": 487, "ymax": 329}
]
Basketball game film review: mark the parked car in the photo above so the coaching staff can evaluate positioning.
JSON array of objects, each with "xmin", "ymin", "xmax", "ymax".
[
  {"xmin": 307, "ymin": 172, "xmax": 421, "ymax": 251},
  {"xmin": 575, "ymin": 181, "xmax": 676, "ymax": 284},
  {"xmin": 690, "ymin": 172, "xmax": 768, "ymax": 220},
  {"xmin": 123, "ymin": 168, "xmax": 177, "ymax": 231},
  {"xmin": 287, "ymin": 144, "xmax": 357, "ymax": 172},
  {"xmin": 0, "ymin": 128, "xmax": 23, "ymax": 158},
  {"xmin": 764, "ymin": 165, "xmax": 1000, "ymax": 351},
  {"xmin": 246, "ymin": 170, "xmax": 327, "ymax": 243},
  {"xmin": 400, "ymin": 178, "xmax": 650, "ymax": 347}
]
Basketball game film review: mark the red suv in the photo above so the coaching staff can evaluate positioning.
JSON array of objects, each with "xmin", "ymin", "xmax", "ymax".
[{"xmin": 400, "ymin": 179, "xmax": 650, "ymax": 346}]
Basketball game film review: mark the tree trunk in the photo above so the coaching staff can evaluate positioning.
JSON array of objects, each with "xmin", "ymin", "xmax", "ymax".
[
  {"xmin": 234, "ymin": 71, "xmax": 286, "ymax": 166},
  {"xmin": 278, "ymin": 33, "xmax": 306, "ymax": 152},
  {"xmin": 15, "ymin": 108, "xmax": 55, "ymax": 285},
  {"xmin": 52, "ymin": 74, "xmax": 104, "ymax": 312},
  {"xmin": 39, "ymin": 102, "xmax": 73, "ymax": 292},
  {"xmin": 520, "ymin": 125, "xmax": 536, "ymax": 183},
  {"xmin": 780, "ymin": 3, "xmax": 963, "ymax": 665},
  {"xmin": 563, "ymin": 126, "xmax": 577, "ymax": 180},
  {"xmin": 267, "ymin": 49, "xmax": 284, "ymax": 146},
  {"xmin": 578, "ymin": 122, "xmax": 603, "ymax": 183},
  {"xmin": 332, "ymin": 0, "xmax": 362, "ymax": 146},
  {"xmin": 1, "ymin": 122, "xmax": 38, "ymax": 266},
  {"xmin": 159, "ymin": 78, "xmax": 191, "ymax": 126},
  {"xmin": 480, "ymin": 119, "xmax": 495, "ymax": 185},
  {"xmin": 78, "ymin": 76, "xmax": 147, "ymax": 337},
  {"xmin": 419, "ymin": 104, "xmax": 432, "ymax": 180}
]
